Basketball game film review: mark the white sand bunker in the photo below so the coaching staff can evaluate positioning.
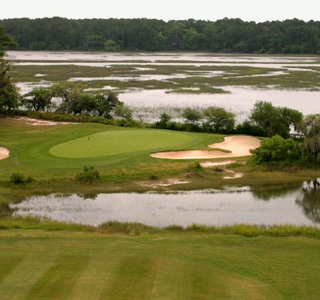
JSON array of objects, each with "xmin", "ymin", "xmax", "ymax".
[
  {"xmin": 151, "ymin": 135, "xmax": 260, "ymax": 160},
  {"xmin": 16, "ymin": 117, "xmax": 76, "ymax": 126},
  {"xmin": 0, "ymin": 147, "xmax": 9, "ymax": 160}
]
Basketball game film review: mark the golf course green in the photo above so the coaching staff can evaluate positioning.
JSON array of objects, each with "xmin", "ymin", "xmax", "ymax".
[{"xmin": 50, "ymin": 129, "xmax": 195, "ymax": 158}]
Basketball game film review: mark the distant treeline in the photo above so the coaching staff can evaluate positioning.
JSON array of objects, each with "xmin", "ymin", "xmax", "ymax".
[{"xmin": 1, "ymin": 17, "xmax": 320, "ymax": 54}]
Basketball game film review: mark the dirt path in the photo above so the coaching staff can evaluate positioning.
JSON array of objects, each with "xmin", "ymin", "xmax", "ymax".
[{"xmin": 150, "ymin": 135, "xmax": 260, "ymax": 159}]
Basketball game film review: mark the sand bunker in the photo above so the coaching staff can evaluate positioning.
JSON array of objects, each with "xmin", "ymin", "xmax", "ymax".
[
  {"xmin": 0, "ymin": 147, "xmax": 9, "ymax": 160},
  {"xmin": 150, "ymin": 135, "xmax": 260, "ymax": 160},
  {"xmin": 16, "ymin": 117, "xmax": 76, "ymax": 126}
]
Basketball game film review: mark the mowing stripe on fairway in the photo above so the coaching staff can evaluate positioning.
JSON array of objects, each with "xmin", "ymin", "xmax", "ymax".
[{"xmin": 49, "ymin": 129, "xmax": 195, "ymax": 158}]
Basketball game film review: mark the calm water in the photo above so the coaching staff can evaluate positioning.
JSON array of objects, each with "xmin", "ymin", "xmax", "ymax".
[{"xmin": 9, "ymin": 181, "xmax": 320, "ymax": 228}]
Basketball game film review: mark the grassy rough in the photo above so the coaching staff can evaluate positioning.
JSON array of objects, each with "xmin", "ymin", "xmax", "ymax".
[{"xmin": 0, "ymin": 229, "xmax": 320, "ymax": 299}]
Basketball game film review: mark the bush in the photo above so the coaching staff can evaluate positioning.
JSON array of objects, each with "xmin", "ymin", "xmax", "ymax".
[
  {"xmin": 75, "ymin": 166, "xmax": 100, "ymax": 183},
  {"xmin": 10, "ymin": 173, "xmax": 33, "ymax": 185},
  {"xmin": 250, "ymin": 135, "xmax": 302, "ymax": 165}
]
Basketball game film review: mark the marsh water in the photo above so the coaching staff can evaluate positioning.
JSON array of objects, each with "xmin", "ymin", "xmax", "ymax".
[
  {"xmin": 10, "ymin": 181, "xmax": 320, "ymax": 228},
  {"xmin": 7, "ymin": 51, "xmax": 320, "ymax": 122}
]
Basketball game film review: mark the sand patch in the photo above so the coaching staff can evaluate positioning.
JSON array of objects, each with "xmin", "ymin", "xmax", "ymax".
[
  {"xmin": 223, "ymin": 170, "xmax": 244, "ymax": 179},
  {"xmin": 16, "ymin": 117, "xmax": 76, "ymax": 126},
  {"xmin": 0, "ymin": 147, "xmax": 9, "ymax": 160},
  {"xmin": 200, "ymin": 160, "xmax": 235, "ymax": 168},
  {"xmin": 138, "ymin": 178, "xmax": 189, "ymax": 188},
  {"xmin": 151, "ymin": 135, "xmax": 260, "ymax": 160}
]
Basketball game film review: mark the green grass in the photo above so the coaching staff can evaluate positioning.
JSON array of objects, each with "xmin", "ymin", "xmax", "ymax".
[
  {"xmin": 0, "ymin": 117, "xmax": 219, "ymax": 179},
  {"xmin": 0, "ymin": 229, "xmax": 320, "ymax": 299},
  {"xmin": 50, "ymin": 129, "xmax": 195, "ymax": 158}
]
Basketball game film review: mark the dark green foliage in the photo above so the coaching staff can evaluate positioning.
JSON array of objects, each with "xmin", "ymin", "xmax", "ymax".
[
  {"xmin": 0, "ymin": 28, "xmax": 19, "ymax": 116},
  {"xmin": 203, "ymin": 106, "xmax": 235, "ymax": 133},
  {"xmin": 181, "ymin": 107, "xmax": 202, "ymax": 131},
  {"xmin": 235, "ymin": 120, "xmax": 267, "ymax": 136},
  {"xmin": 24, "ymin": 88, "xmax": 53, "ymax": 112},
  {"xmin": 1, "ymin": 18, "xmax": 320, "ymax": 54},
  {"xmin": 75, "ymin": 166, "xmax": 100, "ymax": 183},
  {"xmin": 250, "ymin": 135, "xmax": 302, "ymax": 164},
  {"xmin": 10, "ymin": 172, "xmax": 33, "ymax": 185},
  {"xmin": 250, "ymin": 101, "xmax": 303, "ymax": 138},
  {"xmin": 187, "ymin": 162, "xmax": 202, "ymax": 171},
  {"xmin": 297, "ymin": 114, "xmax": 320, "ymax": 163}
]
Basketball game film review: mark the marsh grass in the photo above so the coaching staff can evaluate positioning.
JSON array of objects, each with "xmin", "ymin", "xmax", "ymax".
[
  {"xmin": 0, "ymin": 216, "xmax": 320, "ymax": 239},
  {"xmin": 12, "ymin": 63, "xmax": 320, "ymax": 93}
]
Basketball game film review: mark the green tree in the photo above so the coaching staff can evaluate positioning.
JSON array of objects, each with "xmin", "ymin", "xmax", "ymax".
[
  {"xmin": 0, "ymin": 29, "xmax": 18, "ymax": 116},
  {"xmin": 115, "ymin": 104, "xmax": 133, "ymax": 125},
  {"xmin": 94, "ymin": 91, "xmax": 122, "ymax": 118},
  {"xmin": 0, "ymin": 63, "xmax": 20, "ymax": 116},
  {"xmin": 104, "ymin": 39, "xmax": 121, "ymax": 52},
  {"xmin": 181, "ymin": 107, "xmax": 202, "ymax": 131},
  {"xmin": 203, "ymin": 106, "xmax": 235, "ymax": 133},
  {"xmin": 69, "ymin": 93, "xmax": 97, "ymax": 115},
  {"xmin": 250, "ymin": 135, "xmax": 301, "ymax": 164},
  {"xmin": 157, "ymin": 112, "xmax": 171, "ymax": 128},
  {"xmin": 50, "ymin": 82, "xmax": 86, "ymax": 114},
  {"xmin": 0, "ymin": 27, "xmax": 16, "ymax": 57},
  {"xmin": 297, "ymin": 114, "xmax": 320, "ymax": 163},
  {"xmin": 250, "ymin": 101, "xmax": 302, "ymax": 138},
  {"xmin": 84, "ymin": 34, "xmax": 104, "ymax": 50},
  {"xmin": 25, "ymin": 88, "xmax": 53, "ymax": 111}
]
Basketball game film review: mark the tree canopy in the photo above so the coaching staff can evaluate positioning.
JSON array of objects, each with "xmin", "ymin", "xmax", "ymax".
[
  {"xmin": 1, "ymin": 17, "xmax": 320, "ymax": 54},
  {"xmin": 0, "ymin": 27, "xmax": 18, "ymax": 116}
]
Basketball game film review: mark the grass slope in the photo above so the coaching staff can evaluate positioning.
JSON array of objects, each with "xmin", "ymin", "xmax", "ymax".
[{"xmin": 1, "ymin": 230, "xmax": 320, "ymax": 299}]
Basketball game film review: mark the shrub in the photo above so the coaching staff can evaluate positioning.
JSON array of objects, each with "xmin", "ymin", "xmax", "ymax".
[
  {"xmin": 250, "ymin": 135, "xmax": 302, "ymax": 164},
  {"xmin": 10, "ymin": 173, "xmax": 33, "ymax": 185},
  {"xmin": 187, "ymin": 162, "xmax": 202, "ymax": 171},
  {"xmin": 75, "ymin": 166, "xmax": 100, "ymax": 183}
]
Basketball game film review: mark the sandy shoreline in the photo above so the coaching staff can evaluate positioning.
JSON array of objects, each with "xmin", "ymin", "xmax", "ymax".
[{"xmin": 150, "ymin": 135, "xmax": 260, "ymax": 160}]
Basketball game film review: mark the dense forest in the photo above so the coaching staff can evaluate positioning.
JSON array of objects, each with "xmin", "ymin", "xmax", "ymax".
[{"xmin": 1, "ymin": 17, "xmax": 320, "ymax": 54}]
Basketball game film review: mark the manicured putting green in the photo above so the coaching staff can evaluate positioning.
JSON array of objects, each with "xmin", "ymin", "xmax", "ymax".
[{"xmin": 49, "ymin": 129, "xmax": 194, "ymax": 158}]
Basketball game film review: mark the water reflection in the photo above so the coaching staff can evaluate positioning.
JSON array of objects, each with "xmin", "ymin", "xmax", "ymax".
[
  {"xmin": 296, "ymin": 179, "xmax": 320, "ymax": 223},
  {"xmin": 9, "ymin": 183, "xmax": 320, "ymax": 228}
]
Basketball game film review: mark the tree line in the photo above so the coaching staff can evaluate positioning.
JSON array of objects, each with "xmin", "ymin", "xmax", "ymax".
[{"xmin": 1, "ymin": 17, "xmax": 320, "ymax": 54}]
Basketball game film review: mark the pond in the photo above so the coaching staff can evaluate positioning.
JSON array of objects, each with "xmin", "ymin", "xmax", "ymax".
[{"xmin": 9, "ymin": 180, "xmax": 320, "ymax": 228}]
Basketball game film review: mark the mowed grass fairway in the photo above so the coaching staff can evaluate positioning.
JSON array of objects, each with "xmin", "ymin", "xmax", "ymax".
[
  {"xmin": 0, "ymin": 117, "xmax": 218, "ymax": 179},
  {"xmin": 1, "ymin": 230, "xmax": 320, "ymax": 299},
  {"xmin": 50, "ymin": 130, "xmax": 195, "ymax": 158}
]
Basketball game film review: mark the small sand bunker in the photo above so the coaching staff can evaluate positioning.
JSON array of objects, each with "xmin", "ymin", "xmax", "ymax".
[
  {"xmin": 151, "ymin": 135, "xmax": 260, "ymax": 160},
  {"xmin": 0, "ymin": 147, "xmax": 9, "ymax": 160},
  {"xmin": 16, "ymin": 117, "xmax": 76, "ymax": 126},
  {"xmin": 200, "ymin": 160, "xmax": 235, "ymax": 168},
  {"xmin": 139, "ymin": 178, "xmax": 189, "ymax": 188}
]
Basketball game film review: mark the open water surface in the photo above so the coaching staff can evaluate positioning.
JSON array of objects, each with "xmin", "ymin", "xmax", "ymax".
[{"xmin": 9, "ymin": 180, "xmax": 320, "ymax": 228}]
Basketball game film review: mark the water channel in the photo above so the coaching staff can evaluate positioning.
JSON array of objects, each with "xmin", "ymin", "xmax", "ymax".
[{"xmin": 9, "ymin": 180, "xmax": 320, "ymax": 228}]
